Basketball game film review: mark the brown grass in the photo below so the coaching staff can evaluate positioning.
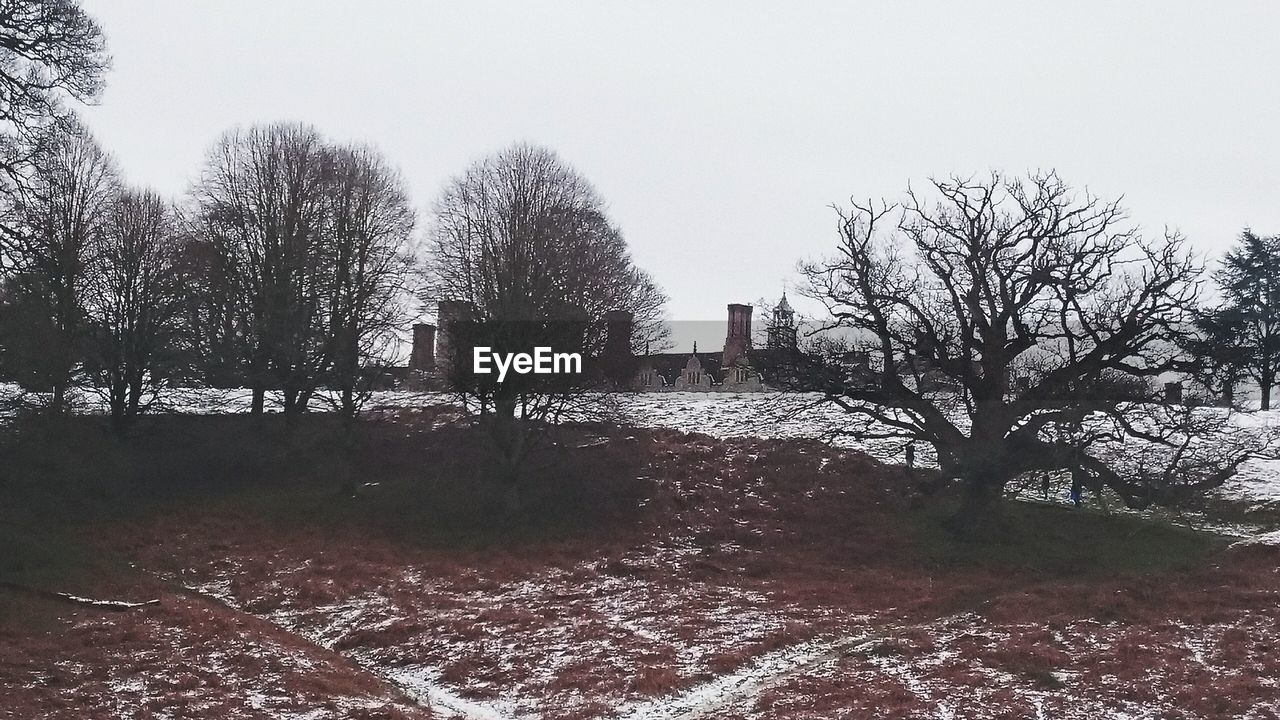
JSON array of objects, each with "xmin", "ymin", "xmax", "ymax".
[{"xmin": 4, "ymin": 411, "xmax": 1280, "ymax": 718}]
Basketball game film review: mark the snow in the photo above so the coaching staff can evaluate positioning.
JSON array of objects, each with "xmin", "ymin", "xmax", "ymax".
[
  {"xmin": 612, "ymin": 392, "xmax": 1280, "ymax": 513},
  {"xmin": 1219, "ymin": 458, "xmax": 1280, "ymax": 508},
  {"xmin": 104, "ymin": 397, "xmax": 1280, "ymax": 719},
  {"xmin": 381, "ymin": 666, "xmax": 521, "ymax": 720},
  {"xmin": 618, "ymin": 633, "xmax": 877, "ymax": 720},
  {"xmin": 55, "ymin": 592, "xmax": 159, "ymax": 609},
  {"xmin": 1231, "ymin": 529, "xmax": 1280, "ymax": 547}
]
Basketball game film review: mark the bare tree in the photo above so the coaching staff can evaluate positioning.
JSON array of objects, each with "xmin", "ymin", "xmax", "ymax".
[
  {"xmin": 792, "ymin": 172, "xmax": 1273, "ymax": 535},
  {"xmin": 175, "ymin": 212, "xmax": 247, "ymax": 389},
  {"xmin": 320, "ymin": 143, "xmax": 416, "ymax": 420},
  {"xmin": 82, "ymin": 188, "xmax": 185, "ymax": 430},
  {"xmin": 427, "ymin": 144, "xmax": 667, "ymax": 352},
  {"xmin": 0, "ymin": 119, "xmax": 116, "ymax": 409},
  {"xmin": 0, "ymin": 0, "xmax": 109, "ymax": 208},
  {"xmin": 189, "ymin": 122, "xmax": 331, "ymax": 415},
  {"xmin": 425, "ymin": 143, "xmax": 668, "ymax": 512}
]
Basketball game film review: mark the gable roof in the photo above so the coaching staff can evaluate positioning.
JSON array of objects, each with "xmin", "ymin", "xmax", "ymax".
[{"xmin": 639, "ymin": 352, "xmax": 725, "ymax": 385}]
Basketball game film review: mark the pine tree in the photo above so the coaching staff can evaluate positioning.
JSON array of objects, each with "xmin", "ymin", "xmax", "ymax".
[
  {"xmin": 1215, "ymin": 230, "xmax": 1280, "ymax": 410},
  {"xmin": 1184, "ymin": 305, "xmax": 1249, "ymax": 407}
]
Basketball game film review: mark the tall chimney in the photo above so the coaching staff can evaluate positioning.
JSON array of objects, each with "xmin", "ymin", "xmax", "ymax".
[
  {"xmin": 723, "ymin": 303, "xmax": 753, "ymax": 366},
  {"xmin": 603, "ymin": 309, "xmax": 636, "ymax": 387},
  {"xmin": 604, "ymin": 310, "xmax": 634, "ymax": 359},
  {"xmin": 436, "ymin": 300, "xmax": 476, "ymax": 379},
  {"xmin": 410, "ymin": 323, "xmax": 436, "ymax": 372}
]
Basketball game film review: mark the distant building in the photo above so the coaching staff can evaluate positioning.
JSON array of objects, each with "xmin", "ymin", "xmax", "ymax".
[{"xmin": 405, "ymin": 296, "xmax": 801, "ymax": 393}]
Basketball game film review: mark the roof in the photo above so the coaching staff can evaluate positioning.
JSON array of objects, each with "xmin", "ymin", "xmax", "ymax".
[
  {"xmin": 638, "ymin": 347, "xmax": 790, "ymax": 386},
  {"xmin": 639, "ymin": 352, "xmax": 725, "ymax": 385}
]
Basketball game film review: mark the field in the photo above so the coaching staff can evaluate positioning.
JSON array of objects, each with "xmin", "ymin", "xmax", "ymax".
[{"xmin": 2, "ymin": 395, "xmax": 1280, "ymax": 718}]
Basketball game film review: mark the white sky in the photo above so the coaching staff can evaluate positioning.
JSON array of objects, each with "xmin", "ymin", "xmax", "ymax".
[{"xmin": 79, "ymin": 1, "xmax": 1280, "ymax": 333}]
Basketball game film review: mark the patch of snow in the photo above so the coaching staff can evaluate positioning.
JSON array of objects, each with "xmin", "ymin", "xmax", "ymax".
[
  {"xmin": 1231, "ymin": 529, "xmax": 1280, "ymax": 547},
  {"xmin": 617, "ymin": 633, "xmax": 876, "ymax": 720},
  {"xmin": 381, "ymin": 664, "xmax": 523, "ymax": 720}
]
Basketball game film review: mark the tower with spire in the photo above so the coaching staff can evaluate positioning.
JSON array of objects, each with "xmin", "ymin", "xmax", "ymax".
[{"xmin": 766, "ymin": 291, "xmax": 797, "ymax": 350}]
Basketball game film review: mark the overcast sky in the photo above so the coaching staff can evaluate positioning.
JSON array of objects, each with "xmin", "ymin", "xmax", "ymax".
[{"xmin": 79, "ymin": 1, "xmax": 1280, "ymax": 336}]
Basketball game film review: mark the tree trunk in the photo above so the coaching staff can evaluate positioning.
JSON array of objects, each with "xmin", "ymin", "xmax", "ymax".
[
  {"xmin": 1262, "ymin": 378, "xmax": 1273, "ymax": 411},
  {"xmin": 340, "ymin": 386, "xmax": 356, "ymax": 422},
  {"xmin": 489, "ymin": 396, "xmax": 525, "ymax": 516},
  {"xmin": 127, "ymin": 382, "xmax": 143, "ymax": 419},
  {"xmin": 109, "ymin": 388, "xmax": 129, "ymax": 433},
  {"xmin": 251, "ymin": 387, "xmax": 266, "ymax": 415},
  {"xmin": 52, "ymin": 382, "xmax": 67, "ymax": 415},
  {"xmin": 282, "ymin": 388, "xmax": 299, "ymax": 415},
  {"xmin": 945, "ymin": 475, "xmax": 1009, "ymax": 540}
]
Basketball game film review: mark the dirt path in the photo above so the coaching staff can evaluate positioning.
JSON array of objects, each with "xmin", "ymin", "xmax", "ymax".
[
  {"xmin": 379, "ymin": 666, "xmax": 523, "ymax": 720},
  {"xmin": 614, "ymin": 631, "xmax": 884, "ymax": 720}
]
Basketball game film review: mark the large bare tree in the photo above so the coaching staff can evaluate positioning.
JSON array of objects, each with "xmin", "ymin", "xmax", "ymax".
[
  {"xmin": 82, "ymin": 188, "xmax": 185, "ymax": 430},
  {"xmin": 187, "ymin": 125, "xmax": 418, "ymax": 419},
  {"xmin": 321, "ymin": 143, "xmax": 415, "ymax": 420},
  {"xmin": 425, "ymin": 143, "xmax": 668, "ymax": 511},
  {"xmin": 427, "ymin": 144, "xmax": 666, "ymax": 347},
  {"xmin": 0, "ymin": 119, "xmax": 116, "ymax": 409},
  {"xmin": 793, "ymin": 171, "xmax": 1273, "ymax": 535},
  {"xmin": 189, "ymin": 122, "xmax": 332, "ymax": 415},
  {"xmin": 176, "ymin": 206, "xmax": 246, "ymax": 390}
]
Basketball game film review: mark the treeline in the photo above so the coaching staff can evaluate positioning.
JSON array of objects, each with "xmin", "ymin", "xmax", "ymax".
[
  {"xmin": 0, "ymin": 119, "xmax": 417, "ymax": 427},
  {"xmin": 0, "ymin": 1, "xmax": 668, "ymax": 440},
  {"xmin": 0, "ymin": 4, "xmax": 421, "ymax": 428}
]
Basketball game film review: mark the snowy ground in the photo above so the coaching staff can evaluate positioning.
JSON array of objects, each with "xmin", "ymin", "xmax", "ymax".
[
  {"xmin": 7, "ymin": 397, "xmax": 1280, "ymax": 718},
  {"xmin": 614, "ymin": 393, "xmax": 1280, "ymax": 508},
  {"xmin": 99, "ymin": 426, "xmax": 1280, "ymax": 719}
]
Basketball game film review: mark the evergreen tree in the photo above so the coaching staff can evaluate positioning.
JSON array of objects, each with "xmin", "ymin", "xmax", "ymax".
[
  {"xmin": 1215, "ymin": 230, "xmax": 1280, "ymax": 410},
  {"xmin": 1183, "ymin": 305, "xmax": 1249, "ymax": 407}
]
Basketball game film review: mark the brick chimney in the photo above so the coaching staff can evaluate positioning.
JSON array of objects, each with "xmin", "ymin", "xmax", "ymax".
[
  {"xmin": 409, "ymin": 323, "xmax": 436, "ymax": 372},
  {"xmin": 602, "ymin": 310, "xmax": 636, "ymax": 387},
  {"xmin": 604, "ymin": 310, "xmax": 634, "ymax": 359},
  {"xmin": 436, "ymin": 300, "xmax": 477, "ymax": 378},
  {"xmin": 723, "ymin": 303, "xmax": 753, "ymax": 366}
]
